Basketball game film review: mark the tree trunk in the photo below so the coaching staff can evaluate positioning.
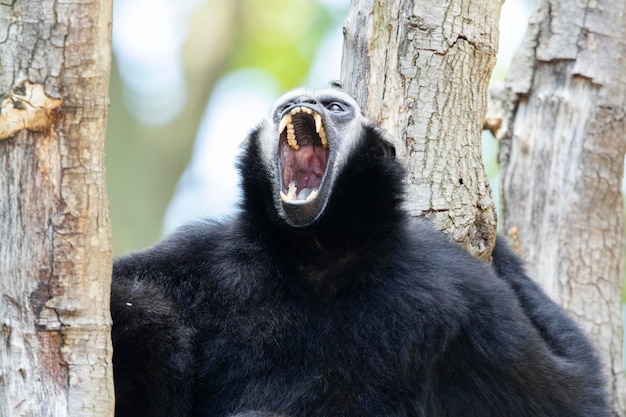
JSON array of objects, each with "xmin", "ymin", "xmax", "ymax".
[
  {"xmin": 340, "ymin": 0, "xmax": 500, "ymax": 261},
  {"xmin": 0, "ymin": 1, "xmax": 114, "ymax": 416},
  {"xmin": 487, "ymin": 0, "xmax": 626, "ymax": 414}
]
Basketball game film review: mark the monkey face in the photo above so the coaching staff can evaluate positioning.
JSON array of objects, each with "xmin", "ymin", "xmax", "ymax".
[{"xmin": 251, "ymin": 88, "xmax": 363, "ymax": 227}]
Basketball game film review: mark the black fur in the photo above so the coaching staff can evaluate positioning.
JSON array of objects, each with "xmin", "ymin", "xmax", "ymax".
[{"xmin": 111, "ymin": 88, "xmax": 609, "ymax": 416}]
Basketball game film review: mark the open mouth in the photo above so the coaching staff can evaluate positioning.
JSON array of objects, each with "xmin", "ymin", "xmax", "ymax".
[{"xmin": 279, "ymin": 106, "xmax": 330, "ymax": 204}]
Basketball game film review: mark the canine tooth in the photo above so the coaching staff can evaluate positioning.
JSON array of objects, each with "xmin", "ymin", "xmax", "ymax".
[
  {"xmin": 280, "ymin": 191, "xmax": 289, "ymax": 202},
  {"xmin": 279, "ymin": 114, "xmax": 292, "ymax": 134},
  {"xmin": 287, "ymin": 182, "xmax": 297, "ymax": 199},
  {"xmin": 313, "ymin": 113, "xmax": 322, "ymax": 134},
  {"xmin": 319, "ymin": 125, "xmax": 328, "ymax": 148},
  {"xmin": 306, "ymin": 189, "xmax": 318, "ymax": 201}
]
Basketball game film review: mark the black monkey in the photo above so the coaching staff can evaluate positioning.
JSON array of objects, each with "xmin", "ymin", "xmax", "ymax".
[{"xmin": 111, "ymin": 87, "xmax": 609, "ymax": 417}]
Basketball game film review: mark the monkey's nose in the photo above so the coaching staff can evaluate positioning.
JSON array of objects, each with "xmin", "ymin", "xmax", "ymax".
[{"xmin": 294, "ymin": 96, "xmax": 318, "ymax": 106}]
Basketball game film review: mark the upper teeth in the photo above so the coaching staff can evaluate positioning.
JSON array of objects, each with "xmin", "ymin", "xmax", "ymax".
[
  {"xmin": 279, "ymin": 106, "xmax": 328, "ymax": 150},
  {"xmin": 318, "ymin": 124, "xmax": 327, "ymax": 148},
  {"xmin": 286, "ymin": 122, "xmax": 298, "ymax": 150}
]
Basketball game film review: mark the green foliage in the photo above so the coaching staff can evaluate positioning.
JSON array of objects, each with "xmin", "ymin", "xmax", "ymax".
[
  {"xmin": 226, "ymin": 0, "xmax": 334, "ymax": 88},
  {"xmin": 106, "ymin": 0, "xmax": 341, "ymax": 254}
]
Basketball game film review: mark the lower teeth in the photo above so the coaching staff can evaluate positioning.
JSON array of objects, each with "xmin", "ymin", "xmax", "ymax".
[{"xmin": 281, "ymin": 184, "xmax": 319, "ymax": 202}]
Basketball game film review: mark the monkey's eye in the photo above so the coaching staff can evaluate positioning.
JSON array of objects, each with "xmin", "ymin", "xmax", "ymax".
[{"xmin": 326, "ymin": 102, "xmax": 344, "ymax": 113}]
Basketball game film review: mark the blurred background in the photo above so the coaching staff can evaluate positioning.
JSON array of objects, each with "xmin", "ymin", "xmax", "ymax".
[{"xmin": 106, "ymin": 0, "xmax": 530, "ymax": 255}]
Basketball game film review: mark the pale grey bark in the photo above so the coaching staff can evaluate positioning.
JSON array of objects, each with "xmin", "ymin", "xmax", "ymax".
[
  {"xmin": 0, "ymin": 1, "xmax": 114, "ymax": 416},
  {"xmin": 341, "ymin": 0, "xmax": 501, "ymax": 261},
  {"xmin": 488, "ymin": 0, "xmax": 626, "ymax": 414}
]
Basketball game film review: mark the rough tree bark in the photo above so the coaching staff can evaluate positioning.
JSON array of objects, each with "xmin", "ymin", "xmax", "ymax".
[
  {"xmin": 0, "ymin": 1, "xmax": 114, "ymax": 416},
  {"xmin": 487, "ymin": 0, "xmax": 626, "ymax": 414},
  {"xmin": 341, "ymin": 0, "xmax": 500, "ymax": 261}
]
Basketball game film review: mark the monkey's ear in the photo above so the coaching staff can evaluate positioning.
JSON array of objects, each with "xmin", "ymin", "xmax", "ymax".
[
  {"xmin": 371, "ymin": 123, "xmax": 407, "ymax": 162},
  {"xmin": 329, "ymin": 80, "xmax": 342, "ymax": 89}
]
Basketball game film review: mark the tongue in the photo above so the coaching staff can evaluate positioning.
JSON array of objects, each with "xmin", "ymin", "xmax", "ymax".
[{"xmin": 297, "ymin": 188, "xmax": 315, "ymax": 200}]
